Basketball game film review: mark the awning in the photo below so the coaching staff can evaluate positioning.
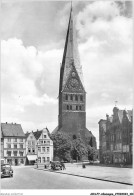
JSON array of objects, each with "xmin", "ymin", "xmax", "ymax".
[{"xmin": 27, "ymin": 155, "xmax": 37, "ymax": 161}]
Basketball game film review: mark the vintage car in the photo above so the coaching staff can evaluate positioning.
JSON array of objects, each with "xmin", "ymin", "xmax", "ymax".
[
  {"xmin": 50, "ymin": 161, "xmax": 62, "ymax": 170},
  {"xmin": 1, "ymin": 164, "xmax": 13, "ymax": 178}
]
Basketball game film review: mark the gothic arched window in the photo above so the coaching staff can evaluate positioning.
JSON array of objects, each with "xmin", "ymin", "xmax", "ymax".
[
  {"xmin": 75, "ymin": 95, "xmax": 78, "ymax": 101},
  {"xmin": 70, "ymin": 94, "xmax": 73, "ymax": 100},
  {"xmin": 65, "ymin": 94, "xmax": 68, "ymax": 100},
  {"xmin": 80, "ymin": 95, "xmax": 83, "ymax": 101}
]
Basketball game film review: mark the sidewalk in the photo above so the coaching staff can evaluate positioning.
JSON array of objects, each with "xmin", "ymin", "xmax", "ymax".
[
  {"xmin": 56, "ymin": 164, "xmax": 133, "ymax": 185},
  {"xmin": 36, "ymin": 163, "xmax": 133, "ymax": 186}
]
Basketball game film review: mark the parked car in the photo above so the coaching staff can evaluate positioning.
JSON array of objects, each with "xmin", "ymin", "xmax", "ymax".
[
  {"xmin": 50, "ymin": 161, "xmax": 62, "ymax": 170},
  {"xmin": 1, "ymin": 164, "xmax": 13, "ymax": 178}
]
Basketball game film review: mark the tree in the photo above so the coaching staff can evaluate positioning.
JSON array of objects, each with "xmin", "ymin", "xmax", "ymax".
[
  {"xmin": 71, "ymin": 135, "xmax": 87, "ymax": 161},
  {"xmin": 51, "ymin": 131, "xmax": 72, "ymax": 161},
  {"xmin": 87, "ymin": 145, "xmax": 96, "ymax": 161}
]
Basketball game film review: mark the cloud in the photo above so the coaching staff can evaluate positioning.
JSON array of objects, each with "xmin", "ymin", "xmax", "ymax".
[{"xmin": 1, "ymin": 38, "xmax": 61, "ymax": 132}]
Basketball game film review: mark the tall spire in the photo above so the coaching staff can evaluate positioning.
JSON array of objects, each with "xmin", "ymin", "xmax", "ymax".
[{"xmin": 59, "ymin": 4, "xmax": 84, "ymax": 93}]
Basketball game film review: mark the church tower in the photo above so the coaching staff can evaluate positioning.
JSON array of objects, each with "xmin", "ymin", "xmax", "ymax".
[
  {"xmin": 58, "ymin": 6, "xmax": 86, "ymax": 137},
  {"xmin": 53, "ymin": 5, "xmax": 96, "ymax": 147}
]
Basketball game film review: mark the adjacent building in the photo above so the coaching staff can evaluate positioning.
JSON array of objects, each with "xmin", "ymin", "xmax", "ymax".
[
  {"xmin": 1, "ymin": 122, "xmax": 26, "ymax": 165},
  {"xmin": 99, "ymin": 107, "xmax": 133, "ymax": 165},
  {"xmin": 25, "ymin": 131, "xmax": 37, "ymax": 165},
  {"xmin": 33, "ymin": 128, "xmax": 53, "ymax": 163}
]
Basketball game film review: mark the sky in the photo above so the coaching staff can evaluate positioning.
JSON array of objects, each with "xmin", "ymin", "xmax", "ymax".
[{"xmin": 1, "ymin": 0, "xmax": 133, "ymax": 148}]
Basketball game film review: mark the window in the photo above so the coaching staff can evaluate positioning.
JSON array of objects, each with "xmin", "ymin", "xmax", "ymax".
[
  {"xmin": 70, "ymin": 105, "xmax": 72, "ymax": 110},
  {"xmin": 44, "ymin": 135, "xmax": 46, "ymax": 139},
  {"xmin": 32, "ymin": 141, "xmax": 35, "ymax": 145},
  {"xmin": 20, "ymin": 159, "xmax": 24, "ymax": 164},
  {"xmin": 65, "ymin": 94, "xmax": 68, "ymax": 100},
  {"xmin": 47, "ymin": 157, "xmax": 50, "ymax": 162},
  {"xmin": 14, "ymin": 144, "xmax": 17, "ymax": 149},
  {"xmin": 67, "ymin": 105, "xmax": 69, "ymax": 110},
  {"xmin": 79, "ymin": 106, "xmax": 82, "ymax": 110},
  {"xmin": 28, "ymin": 148, "xmax": 31, "ymax": 153},
  {"xmin": 7, "ymin": 151, "xmax": 11, "ymax": 157},
  {"xmin": 38, "ymin": 147, "xmax": 41, "ymax": 152},
  {"xmin": 20, "ymin": 138, "xmax": 23, "ymax": 142},
  {"xmin": 42, "ymin": 147, "xmax": 45, "ymax": 152},
  {"xmin": 7, "ymin": 138, "xmax": 11, "ymax": 142},
  {"xmin": 42, "ymin": 157, "xmax": 45, "ymax": 163},
  {"xmin": 47, "ymin": 147, "xmax": 50, "ymax": 152},
  {"xmin": 47, "ymin": 141, "xmax": 50, "ymax": 144},
  {"xmin": 13, "ymin": 151, "xmax": 17, "ymax": 156},
  {"xmin": 76, "ymin": 106, "xmax": 78, "ymax": 110},
  {"xmin": 28, "ymin": 141, "xmax": 31, "ymax": 145},
  {"xmin": 44, "ymin": 141, "xmax": 46, "ymax": 144},
  {"xmin": 32, "ymin": 149, "xmax": 35, "ymax": 153},
  {"xmin": 19, "ymin": 151, "xmax": 23, "ymax": 157},
  {"xmin": 80, "ymin": 95, "xmax": 83, "ymax": 101},
  {"xmin": 7, "ymin": 144, "xmax": 11, "ymax": 148},
  {"xmin": 40, "ymin": 140, "xmax": 43, "ymax": 144},
  {"xmin": 70, "ymin": 94, "xmax": 73, "ymax": 100},
  {"xmin": 75, "ymin": 95, "xmax": 78, "ymax": 101},
  {"xmin": 14, "ymin": 138, "xmax": 17, "ymax": 142},
  {"xmin": 30, "ymin": 136, "xmax": 33, "ymax": 139},
  {"xmin": 20, "ymin": 144, "xmax": 23, "ymax": 149},
  {"xmin": 38, "ymin": 157, "xmax": 41, "ymax": 163}
]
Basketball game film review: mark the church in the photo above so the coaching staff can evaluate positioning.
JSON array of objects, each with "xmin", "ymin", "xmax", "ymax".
[{"xmin": 52, "ymin": 6, "xmax": 96, "ymax": 158}]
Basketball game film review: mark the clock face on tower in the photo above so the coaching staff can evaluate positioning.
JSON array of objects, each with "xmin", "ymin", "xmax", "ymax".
[{"xmin": 68, "ymin": 78, "xmax": 79, "ymax": 89}]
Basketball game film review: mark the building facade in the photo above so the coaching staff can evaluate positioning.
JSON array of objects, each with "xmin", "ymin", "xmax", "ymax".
[
  {"xmin": 52, "ymin": 5, "xmax": 96, "ymax": 152},
  {"xmin": 99, "ymin": 107, "xmax": 133, "ymax": 165},
  {"xmin": 25, "ymin": 131, "xmax": 37, "ymax": 165},
  {"xmin": 33, "ymin": 128, "xmax": 53, "ymax": 163},
  {"xmin": 1, "ymin": 123, "xmax": 26, "ymax": 165},
  {"xmin": 1, "ymin": 129, "xmax": 4, "ymax": 159}
]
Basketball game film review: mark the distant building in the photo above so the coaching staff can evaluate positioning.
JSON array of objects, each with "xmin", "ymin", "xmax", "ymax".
[
  {"xmin": 1, "ymin": 129, "xmax": 4, "ymax": 159},
  {"xmin": 99, "ymin": 107, "xmax": 133, "ymax": 165},
  {"xmin": 25, "ymin": 131, "xmax": 37, "ymax": 165},
  {"xmin": 33, "ymin": 128, "xmax": 53, "ymax": 163},
  {"xmin": 1, "ymin": 122, "xmax": 26, "ymax": 165}
]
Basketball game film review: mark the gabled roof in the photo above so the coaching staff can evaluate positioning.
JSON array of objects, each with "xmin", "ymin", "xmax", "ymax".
[
  {"xmin": 1, "ymin": 123, "xmax": 25, "ymax": 137},
  {"xmin": 33, "ymin": 128, "xmax": 50, "ymax": 140},
  {"xmin": 25, "ymin": 132, "xmax": 30, "ymax": 138},
  {"xmin": 33, "ymin": 130, "xmax": 42, "ymax": 140}
]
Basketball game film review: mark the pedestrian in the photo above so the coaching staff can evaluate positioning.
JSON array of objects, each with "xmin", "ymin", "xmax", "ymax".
[{"xmin": 61, "ymin": 161, "xmax": 66, "ymax": 170}]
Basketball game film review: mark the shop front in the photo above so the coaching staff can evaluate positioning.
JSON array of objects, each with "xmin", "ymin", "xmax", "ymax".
[{"xmin": 26, "ymin": 155, "xmax": 37, "ymax": 165}]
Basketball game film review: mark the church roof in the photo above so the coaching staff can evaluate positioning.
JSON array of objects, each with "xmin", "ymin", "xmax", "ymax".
[{"xmin": 59, "ymin": 5, "xmax": 84, "ymax": 93}]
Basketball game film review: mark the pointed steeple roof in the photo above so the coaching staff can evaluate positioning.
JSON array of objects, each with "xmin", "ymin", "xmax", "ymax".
[{"xmin": 59, "ymin": 5, "xmax": 84, "ymax": 93}]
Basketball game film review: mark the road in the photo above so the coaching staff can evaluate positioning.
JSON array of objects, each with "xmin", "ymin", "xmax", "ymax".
[{"xmin": 1, "ymin": 165, "xmax": 132, "ymax": 189}]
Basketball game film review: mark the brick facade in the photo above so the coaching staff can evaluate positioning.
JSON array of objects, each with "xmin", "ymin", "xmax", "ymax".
[{"xmin": 99, "ymin": 107, "xmax": 133, "ymax": 165}]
